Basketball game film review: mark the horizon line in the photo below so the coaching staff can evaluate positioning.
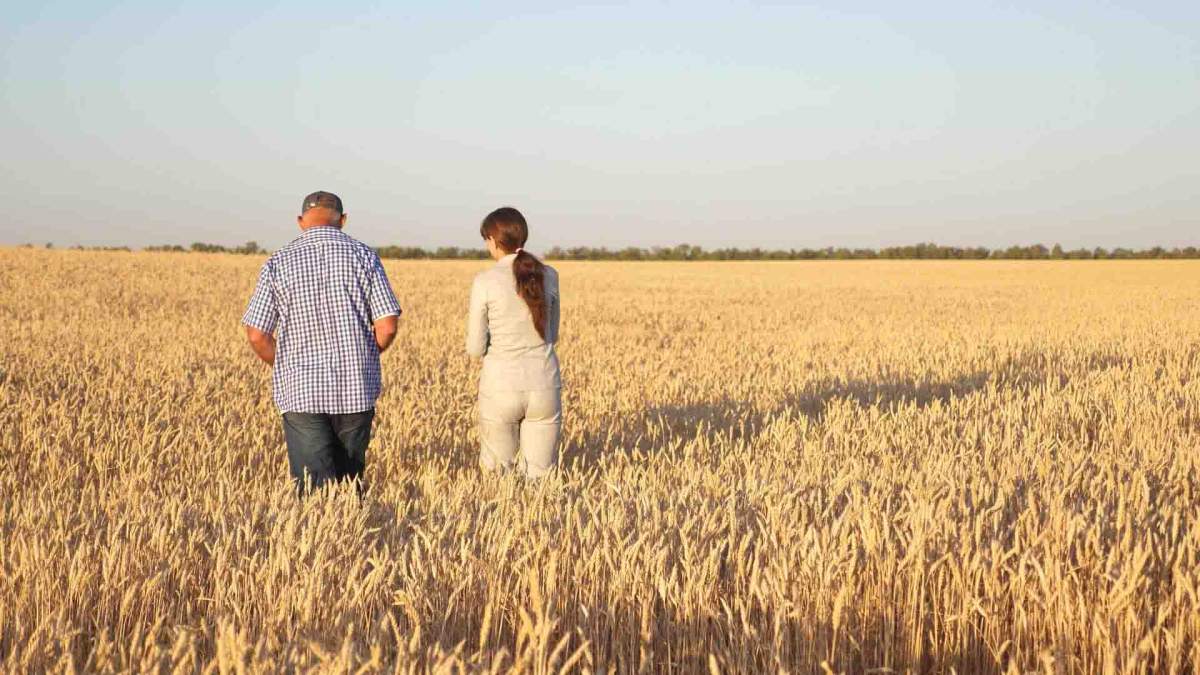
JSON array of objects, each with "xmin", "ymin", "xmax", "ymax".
[{"xmin": 10, "ymin": 241, "xmax": 1200, "ymax": 262}]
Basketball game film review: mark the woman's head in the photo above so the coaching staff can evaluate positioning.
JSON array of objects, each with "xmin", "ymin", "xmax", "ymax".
[
  {"xmin": 479, "ymin": 207, "xmax": 528, "ymax": 256},
  {"xmin": 479, "ymin": 206, "xmax": 549, "ymax": 341}
]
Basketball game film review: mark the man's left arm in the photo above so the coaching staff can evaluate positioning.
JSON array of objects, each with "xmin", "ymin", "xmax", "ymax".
[
  {"xmin": 242, "ymin": 261, "xmax": 279, "ymax": 365},
  {"xmin": 245, "ymin": 327, "xmax": 276, "ymax": 365}
]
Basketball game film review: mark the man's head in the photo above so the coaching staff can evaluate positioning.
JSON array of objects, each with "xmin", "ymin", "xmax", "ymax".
[{"xmin": 298, "ymin": 191, "xmax": 347, "ymax": 230}]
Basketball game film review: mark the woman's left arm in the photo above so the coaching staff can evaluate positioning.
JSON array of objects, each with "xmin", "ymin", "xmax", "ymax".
[{"xmin": 465, "ymin": 275, "xmax": 489, "ymax": 357}]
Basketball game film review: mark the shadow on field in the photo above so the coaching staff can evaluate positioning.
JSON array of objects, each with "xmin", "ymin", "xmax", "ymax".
[
  {"xmin": 635, "ymin": 605, "xmax": 1002, "ymax": 673},
  {"xmin": 377, "ymin": 571, "xmax": 1003, "ymax": 673},
  {"xmin": 562, "ymin": 347, "xmax": 1133, "ymax": 470},
  {"xmin": 561, "ymin": 370, "xmax": 1002, "ymax": 470}
]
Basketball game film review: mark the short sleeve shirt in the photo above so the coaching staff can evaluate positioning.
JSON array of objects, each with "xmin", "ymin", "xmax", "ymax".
[{"xmin": 242, "ymin": 226, "xmax": 401, "ymax": 413}]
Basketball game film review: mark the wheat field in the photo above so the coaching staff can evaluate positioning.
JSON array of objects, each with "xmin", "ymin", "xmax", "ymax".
[{"xmin": 1, "ymin": 248, "xmax": 1198, "ymax": 674}]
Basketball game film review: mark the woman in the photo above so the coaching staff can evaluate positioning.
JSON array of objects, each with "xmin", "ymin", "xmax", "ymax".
[{"xmin": 466, "ymin": 207, "xmax": 562, "ymax": 477}]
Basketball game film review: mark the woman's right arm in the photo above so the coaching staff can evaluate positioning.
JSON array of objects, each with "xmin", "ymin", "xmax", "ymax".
[
  {"xmin": 545, "ymin": 267, "xmax": 560, "ymax": 345},
  {"xmin": 465, "ymin": 275, "xmax": 489, "ymax": 358}
]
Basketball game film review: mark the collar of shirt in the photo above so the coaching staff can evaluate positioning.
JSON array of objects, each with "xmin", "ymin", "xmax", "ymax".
[{"xmin": 300, "ymin": 225, "xmax": 344, "ymax": 238}]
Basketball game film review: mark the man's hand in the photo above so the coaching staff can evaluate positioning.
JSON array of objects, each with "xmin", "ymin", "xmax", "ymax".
[
  {"xmin": 374, "ymin": 315, "xmax": 398, "ymax": 353},
  {"xmin": 246, "ymin": 326, "xmax": 276, "ymax": 365}
]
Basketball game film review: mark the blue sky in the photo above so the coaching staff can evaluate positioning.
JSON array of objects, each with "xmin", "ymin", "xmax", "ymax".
[{"xmin": 1, "ymin": 2, "xmax": 1197, "ymax": 250}]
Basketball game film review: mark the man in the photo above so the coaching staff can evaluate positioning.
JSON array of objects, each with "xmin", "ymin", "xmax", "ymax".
[{"xmin": 242, "ymin": 191, "xmax": 401, "ymax": 494}]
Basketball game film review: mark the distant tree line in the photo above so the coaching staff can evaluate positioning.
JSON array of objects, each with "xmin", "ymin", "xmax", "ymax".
[
  {"xmin": 144, "ymin": 241, "xmax": 267, "ymax": 255},
  {"xmin": 375, "ymin": 242, "xmax": 1200, "ymax": 261},
  {"xmin": 21, "ymin": 241, "xmax": 1200, "ymax": 260},
  {"xmin": 375, "ymin": 245, "xmax": 490, "ymax": 260},
  {"xmin": 536, "ymin": 243, "xmax": 1200, "ymax": 260},
  {"xmin": 67, "ymin": 245, "xmax": 133, "ymax": 252}
]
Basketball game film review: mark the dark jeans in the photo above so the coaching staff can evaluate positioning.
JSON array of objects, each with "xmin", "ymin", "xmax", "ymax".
[{"xmin": 282, "ymin": 409, "xmax": 374, "ymax": 494}]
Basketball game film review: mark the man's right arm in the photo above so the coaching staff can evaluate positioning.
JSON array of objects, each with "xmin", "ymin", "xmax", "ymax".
[
  {"xmin": 374, "ymin": 315, "xmax": 398, "ymax": 353},
  {"xmin": 366, "ymin": 254, "xmax": 402, "ymax": 354}
]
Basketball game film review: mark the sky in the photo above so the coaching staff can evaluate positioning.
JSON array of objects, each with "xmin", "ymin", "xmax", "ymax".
[{"xmin": 1, "ymin": 1, "xmax": 1198, "ymax": 251}]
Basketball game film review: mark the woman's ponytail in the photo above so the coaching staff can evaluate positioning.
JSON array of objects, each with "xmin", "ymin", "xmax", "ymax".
[
  {"xmin": 512, "ymin": 249, "xmax": 547, "ymax": 340},
  {"xmin": 480, "ymin": 207, "xmax": 549, "ymax": 341}
]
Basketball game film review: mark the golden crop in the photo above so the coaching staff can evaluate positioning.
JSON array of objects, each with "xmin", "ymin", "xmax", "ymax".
[{"xmin": 1, "ymin": 248, "xmax": 1198, "ymax": 674}]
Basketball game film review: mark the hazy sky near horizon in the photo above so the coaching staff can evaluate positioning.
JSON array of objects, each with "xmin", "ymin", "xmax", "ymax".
[{"xmin": 2, "ymin": 2, "xmax": 1198, "ymax": 251}]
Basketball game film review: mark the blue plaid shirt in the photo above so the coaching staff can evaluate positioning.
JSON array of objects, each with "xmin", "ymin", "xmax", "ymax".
[{"xmin": 242, "ymin": 226, "xmax": 401, "ymax": 414}]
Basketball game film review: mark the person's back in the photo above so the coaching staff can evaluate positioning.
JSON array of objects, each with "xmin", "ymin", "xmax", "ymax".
[
  {"xmin": 465, "ymin": 207, "xmax": 562, "ymax": 478},
  {"xmin": 242, "ymin": 191, "xmax": 401, "ymax": 493},
  {"xmin": 468, "ymin": 258, "xmax": 560, "ymax": 393},
  {"xmin": 265, "ymin": 226, "xmax": 397, "ymax": 412}
]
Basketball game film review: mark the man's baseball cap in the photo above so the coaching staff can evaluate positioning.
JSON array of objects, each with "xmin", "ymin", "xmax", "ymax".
[{"xmin": 301, "ymin": 191, "xmax": 343, "ymax": 214}]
